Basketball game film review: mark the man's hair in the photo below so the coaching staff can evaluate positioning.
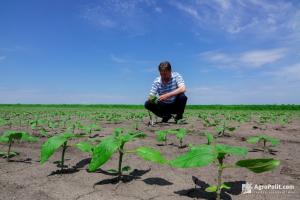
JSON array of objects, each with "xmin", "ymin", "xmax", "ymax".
[{"xmin": 158, "ymin": 61, "xmax": 172, "ymax": 72}]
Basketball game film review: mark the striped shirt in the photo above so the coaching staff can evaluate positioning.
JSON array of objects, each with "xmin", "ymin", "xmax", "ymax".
[{"xmin": 149, "ymin": 72, "xmax": 185, "ymax": 103}]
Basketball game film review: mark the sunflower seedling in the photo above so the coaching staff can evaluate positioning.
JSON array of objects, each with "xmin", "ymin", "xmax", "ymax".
[
  {"xmin": 40, "ymin": 132, "xmax": 82, "ymax": 172},
  {"xmin": 170, "ymin": 143, "xmax": 280, "ymax": 200},
  {"xmin": 247, "ymin": 134, "xmax": 279, "ymax": 153},
  {"xmin": 0, "ymin": 131, "xmax": 38, "ymax": 161},
  {"xmin": 215, "ymin": 120, "xmax": 238, "ymax": 137},
  {"xmin": 88, "ymin": 128, "xmax": 166, "ymax": 181}
]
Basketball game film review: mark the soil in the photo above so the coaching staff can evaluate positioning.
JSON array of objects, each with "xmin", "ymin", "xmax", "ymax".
[{"xmin": 0, "ymin": 112, "xmax": 299, "ymax": 200}]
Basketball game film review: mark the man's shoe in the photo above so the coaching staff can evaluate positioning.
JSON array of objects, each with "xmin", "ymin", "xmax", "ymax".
[
  {"xmin": 161, "ymin": 116, "xmax": 171, "ymax": 123},
  {"xmin": 175, "ymin": 115, "xmax": 183, "ymax": 123}
]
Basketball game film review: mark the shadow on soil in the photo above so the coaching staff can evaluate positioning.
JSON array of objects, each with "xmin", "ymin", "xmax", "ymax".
[
  {"xmin": 143, "ymin": 177, "xmax": 173, "ymax": 186},
  {"xmin": 93, "ymin": 168, "xmax": 151, "ymax": 186},
  {"xmin": 174, "ymin": 176, "xmax": 245, "ymax": 200},
  {"xmin": 249, "ymin": 148, "xmax": 278, "ymax": 155},
  {"xmin": 8, "ymin": 158, "xmax": 32, "ymax": 164},
  {"xmin": 73, "ymin": 158, "xmax": 91, "ymax": 169}
]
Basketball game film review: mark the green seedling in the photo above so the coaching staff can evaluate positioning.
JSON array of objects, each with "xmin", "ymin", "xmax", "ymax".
[
  {"xmin": 155, "ymin": 130, "xmax": 169, "ymax": 145},
  {"xmin": 170, "ymin": 143, "xmax": 280, "ymax": 200},
  {"xmin": 88, "ymin": 128, "xmax": 166, "ymax": 181},
  {"xmin": 88, "ymin": 128, "xmax": 144, "ymax": 180},
  {"xmin": 205, "ymin": 132, "xmax": 214, "ymax": 145},
  {"xmin": 75, "ymin": 140, "xmax": 97, "ymax": 158},
  {"xmin": 0, "ymin": 131, "xmax": 38, "ymax": 161},
  {"xmin": 169, "ymin": 128, "xmax": 187, "ymax": 148},
  {"xmin": 247, "ymin": 134, "xmax": 279, "ymax": 153},
  {"xmin": 155, "ymin": 128, "xmax": 187, "ymax": 148},
  {"xmin": 148, "ymin": 111, "xmax": 158, "ymax": 126},
  {"xmin": 40, "ymin": 132, "xmax": 81, "ymax": 171},
  {"xmin": 215, "ymin": 120, "xmax": 237, "ymax": 137},
  {"xmin": 149, "ymin": 95, "xmax": 158, "ymax": 104}
]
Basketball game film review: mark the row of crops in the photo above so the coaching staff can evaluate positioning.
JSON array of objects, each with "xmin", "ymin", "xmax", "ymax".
[{"xmin": 0, "ymin": 105, "xmax": 299, "ymax": 200}]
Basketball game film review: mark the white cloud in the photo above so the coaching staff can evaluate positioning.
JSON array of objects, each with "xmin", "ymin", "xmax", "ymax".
[
  {"xmin": 187, "ymin": 83, "xmax": 300, "ymax": 104},
  {"xmin": 240, "ymin": 48, "xmax": 287, "ymax": 67},
  {"xmin": 170, "ymin": 0, "xmax": 300, "ymax": 42},
  {"xmin": 110, "ymin": 54, "xmax": 127, "ymax": 63},
  {"xmin": 266, "ymin": 63, "xmax": 300, "ymax": 81},
  {"xmin": 81, "ymin": 0, "xmax": 162, "ymax": 34},
  {"xmin": 0, "ymin": 87, "xmax": 145, "ymax": 104},
  {"xmin": 199, "ymin": 48, "xmax": 288, "ymax": 68},
  {"xmin": 171, "ymin": 2, "xmax": 202, "ymax": 21}
]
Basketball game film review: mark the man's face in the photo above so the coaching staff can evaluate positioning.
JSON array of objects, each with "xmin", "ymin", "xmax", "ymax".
[{"xmin": 160, "ymin": 70, "xmax": 171, "ymax": 83}]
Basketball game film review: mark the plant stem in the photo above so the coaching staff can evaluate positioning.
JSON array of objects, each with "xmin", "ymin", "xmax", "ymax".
[
  {"xmin": 263, "ymin": 139, "xmax": 267, "ymax": 153},
  {"xmin": 118, "ymin": 143, "xmax": 125, "ymax": 181},
  {"xmin": 216, "ymin": 157, "xmax": 224, "ymax": 200},
  {"xmin": 61, "ymin": 141, "xmax": 67, "ymax": 171},
  {"xmin": 216, "ymin": 166, "xmax": 223, "ymax": 200},
  {"xmin": 7, "ymin": 140, "xmax": 12, "ymax": 161}
]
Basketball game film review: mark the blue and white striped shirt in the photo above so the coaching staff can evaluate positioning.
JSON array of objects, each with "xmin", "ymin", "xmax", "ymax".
[{"xmin": 149, "ymin": 72, "xmax": 185, "ymax": 103}]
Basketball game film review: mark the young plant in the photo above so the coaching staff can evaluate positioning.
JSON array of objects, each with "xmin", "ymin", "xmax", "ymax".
[
  {"xmin": 149, "ymin": 95, "xmax": 158, "ymax": 104},
  {"xmin": 247, "ymin": 134, "xmax": 279, "ymax": 153},
  {"xmin": 40, "ymin": 132, "xmax": 81, "ymax": 171},
  {"xmin": 88, "ymin": 128, "xmax": 166, "ymax": 181},
  {"xmin": 170, "ymin": 143, "xmax": 280, "ymax": 200},
  {"xmin": 75, "ymin": 138, "xmax": 100, "ymax": 158},
  {"xmin": 155, "ymin": 128, "xmax": 187, "ymax": 147},
  {"xmin": 0, "ymin": 131, "xmax": 38, "ymax": 161},
  {"xmin": 215, "ymin": 120, "xmax": 237, "ymax": 137},
  {"xmin": 168, "ymin": 128, "xmax": 187, "ymax": 148},
  {"xmin": 205, "ymin": 132, "xmax": 214, "ymax": 145}
]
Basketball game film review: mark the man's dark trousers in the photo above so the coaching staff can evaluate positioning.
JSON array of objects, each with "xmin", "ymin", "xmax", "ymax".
[{"xmin": 144, "ymin": 93, "xmax": 188, "ymax": 121}]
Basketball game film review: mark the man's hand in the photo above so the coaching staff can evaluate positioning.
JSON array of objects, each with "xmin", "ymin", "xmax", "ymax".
[{"xmin": 159, "ymin": 93, "xmax": 171, "ymax": 101}]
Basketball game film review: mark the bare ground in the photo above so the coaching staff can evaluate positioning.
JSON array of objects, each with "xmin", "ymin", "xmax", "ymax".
[{"xmin": 0, "ymin": 115, "xmax": 299, "ymax": 200}]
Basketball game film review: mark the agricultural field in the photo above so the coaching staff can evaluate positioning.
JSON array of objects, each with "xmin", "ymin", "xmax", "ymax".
[{"xmin": 0, "ymin": 105, "xmax": 299, "ymax": 200}]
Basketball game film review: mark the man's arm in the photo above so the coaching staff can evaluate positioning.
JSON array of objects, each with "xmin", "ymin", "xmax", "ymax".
[{"xmin": 159, "ymin": 85, "xmax": 186, "ymax": 101}]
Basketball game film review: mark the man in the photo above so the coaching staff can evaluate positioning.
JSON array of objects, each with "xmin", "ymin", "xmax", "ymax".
[{"xmin": 145, "ymin": 61, "xmax": 188, "ymax": 123}]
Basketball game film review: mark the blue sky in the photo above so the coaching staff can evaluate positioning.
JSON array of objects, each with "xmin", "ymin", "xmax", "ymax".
[{"xmin": 1, "ymin": 0, "xmax": 300, "ymax": 104}]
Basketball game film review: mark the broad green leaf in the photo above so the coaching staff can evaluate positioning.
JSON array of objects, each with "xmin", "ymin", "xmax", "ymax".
[
  {"xmin": 236, "ymin": 158, "xmax": 280, "ymax": 173},
  {"xmin": 205, "ymin": 185, "xmax": 217, "ymax": 192},
  {"xmin": 40, "ymin": 135, "xmax": 68, "ymax": 164},
  {"xmin": 136, "ymin": 147, "xmax": 167, "ymax": 164},
  {"xmin": 215, "ymin": 144, "xmax": 248, "ymax": 156},
  {"xmin": 75, "ymin": 142, "xmax": 94, "ymax": 154},
  {"xmin": 221, "ymin": 183, "xmax": 231, "ymax": 189},
  {"xmin": 170, "ymin": 145, "xmax": 216, "ymax": 168},
  {"xmin": 21, "ymin": 132, "xmax": 39, "ymax": 142},
  {"xmin": 88, "ymin": 136, "xmax": 120, "ymax": 172},
  {"xmin": 247, "ymin": 136, "xmax": 261, "ymax": 144},
  {"xmin": 176, "ymin": 128, "xmax": 187, "ymax": 140},
  {"xmin": 0, "ymin": 136, "xmax": 9, "ymax": 143},
  {"xmin": 262, "ymin": 135, "xmax": 279, "ymax": 146},
  {"xmin": 122, "ymin": 132, "xmax": 146, "ymax": 143},
  {"xmin": 61, "ymin": 132, "xmax": 77, "ymax": 139},
  {"xmin": 113, "ymin": 128, "xmax": 123, "ymax": 137},
  {"xmin": 2, "ymin": 131, "xmax": 23, "ymax": 140}
]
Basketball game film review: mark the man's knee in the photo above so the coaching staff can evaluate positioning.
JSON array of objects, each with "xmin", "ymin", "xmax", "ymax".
[
  {"xmin": 177, "ymin": 93, "xmax": 188, "ymax": 103},
  {"xmin": 144, "ymin": 100, "xmax": 151, "ymax": 110}
]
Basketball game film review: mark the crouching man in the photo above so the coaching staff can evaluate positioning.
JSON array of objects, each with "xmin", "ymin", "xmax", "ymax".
[{"xmin": 145, "ymin": 61, "xmax": 188, "ymax": 123}]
